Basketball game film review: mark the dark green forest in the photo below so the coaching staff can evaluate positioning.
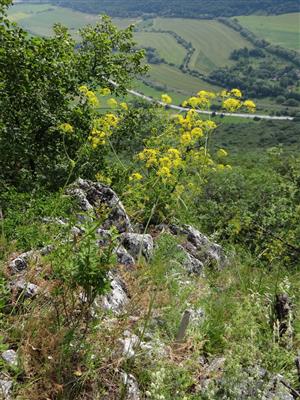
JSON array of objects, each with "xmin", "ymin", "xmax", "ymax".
[{"xmin": 27, "ymin": 0, "xmax": 300, "ymax": 18}]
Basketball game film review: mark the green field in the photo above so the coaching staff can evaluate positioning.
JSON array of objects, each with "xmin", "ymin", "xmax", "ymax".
[
  {"xmin": 7, "ymin": 3, "xmax": 300, "ymax": 116},
  {"xmin": 7, "ymin": 3, "xmax": 137, "ymax": 36},
  {"xmin": 237, "ymin": 13, "xmax": 300, "ymax": 52},
  {"xmin": 153, "ymin": 18, "xmax": 253, "ymax": 73},
  {"xmin": 134, "ymin": 31, "xmax": 186, "ymax": 65},
  {"xmin": 144, "ymin": 63, "xmax": 221, "ymax": 95}
]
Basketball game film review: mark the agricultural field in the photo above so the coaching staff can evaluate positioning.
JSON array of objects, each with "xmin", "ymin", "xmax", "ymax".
[
  {"xmin": 7, "ymin": 3, "xmax": 136, "ymax": 36},
  {"xmin": 7, "ymin": 3, "xmax": 300, "ymax": 116},
  {"xmin": 237, "ymin": 13, "xmax": 300, "ymax": 52},
  {"xmin": 134, "ymin": 31, "xmax": 186, "ymax": 66},
  {"xmin": 152, "ymin": 18, "xmax": 253, "ymax": 73},
  {"xmin": 144, "ymin": 63, "xmax": 221, "ymax": 96}
]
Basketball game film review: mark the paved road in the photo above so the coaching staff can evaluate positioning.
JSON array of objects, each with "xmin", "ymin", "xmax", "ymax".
[
  {"xmin": 109, "ymin": 80, "xmax": 294, "ymax": 121},
  {"xmin": 127, "ymin": 88, "xmax": 295, "ymax": 121}
]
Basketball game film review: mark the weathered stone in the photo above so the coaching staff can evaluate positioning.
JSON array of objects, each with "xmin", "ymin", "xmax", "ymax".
[
  {"xmin": 9, "ymin": 250, "xmax": 35, "ymax": 273},
  {"xmin": 170, "ymin": 224, "xmax": 228, "ymax": 269},
  {"xmin": 120, "ymin": 330, "xmax": 140, "ymax": 358},
  {"xmin": 10, "ymin": 278, "xmax": 39, "ymax": 299},
  {"xmin": 121, "ymin": 372, "xmax": 140, "ymax": 400},
  {"xmin": 100, "ymin": 273, "xmax": 129, "ymax": 314},
  {"xmin": 121, "ymin": 233, "xmax": 153, "ymax": 260},
  {"xmin": 1, "ymin": 350, "xmax": 17, "ymax": 367},
  {"xmin": 96, "ymin": 228, "xmax": 113, "ymax": 246},
  {"xmin": 190, "ymin": 307, "xmax": 205, "ymax": 325},
  {"xmin": 68, "ymin": 179, "xmax": 132, "ymax": 233},
  {"xmin": 264, "ymin": 374, "xmax": 294, "ymax": 400},
  {"xmin": 0, "ymin": 378, "xmax": 13, "ymax": 400},
  {"xmin": 114, "ymin": 245, "xmax": 135, "ymax": 266},
  {"xmin": 178, "ymin": 245, "xmax": 204, "ymax": 275},
  {"xmin": 9, "ymin": 245, "xmax": 53, "ymax": 274}
]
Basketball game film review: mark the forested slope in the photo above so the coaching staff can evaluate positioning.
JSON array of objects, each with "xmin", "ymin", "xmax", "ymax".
[{"xmin": 28, "ymin": 0, "xmax": 300, "ymax": 18}]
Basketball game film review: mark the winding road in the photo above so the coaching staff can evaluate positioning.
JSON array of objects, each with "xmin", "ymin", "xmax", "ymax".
[
  {"xmin": 126, "ymin": 88, "xmax": 295, "ymax": 121},
  {"xmin": 109, "ymin": 80, "xmax": 294, "ymax": 121}
]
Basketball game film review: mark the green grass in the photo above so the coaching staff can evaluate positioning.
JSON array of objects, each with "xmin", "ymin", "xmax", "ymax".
[
  {"xmin": 152, "ymin": 18, "xmax": 253, "ymax": 73},
  {"xmin": 144, "ymin": 63, "xmax": 221, "ymax": 97},
  {"xmin": 237, "ymin": 13, "xmax": 300, "ymax": 52},
  {"xmin": 134, "ymin": 31, "xmax": 187, "ymax": 65},
  {"xmin": 7, "ymin": 3, "xmax": 137, "ymax": 36}
]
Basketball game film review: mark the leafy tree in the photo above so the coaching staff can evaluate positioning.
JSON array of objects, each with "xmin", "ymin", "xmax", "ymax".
[{"xmin": 0, "ymin": 0, "xmax": 146, "ymax": 189}]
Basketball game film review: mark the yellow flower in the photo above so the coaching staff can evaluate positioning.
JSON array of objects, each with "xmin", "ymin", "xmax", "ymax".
[
  {"xmin": 180, "ymin": 132, "xmax": 192, "ymax": 146},
  {"xmin": 161, "ymin": 94, "xmax": 172, "ymax": 104},
  {"xmin": 191, "ymin": 127, "xmax": 204, "ymax": 138},
  {"xmin": 107, "ymin": 98, "xmax": 118, "ymax": 108},
  {"xmin": 138, "ymin": 148, "xmax": 158, "ymax": 161},
  {"xmin": 217, "ymin": 148, "xmax": 228, "ymax": 157},
  {"xmin": 159, "ymin": 157, "xmax": 172, "ymax": 168},
  {"xmin": 174, "ymin": 114, "xmax": 185, "ymax": 125},
  {"xmin": 243, "ymin": 100, "xmax": 256, "ymax": 112},
  {"xmin": 203, "ymin": 120, "xmax": 217, "ymax": 130},
  {"xmin": 167, "ymin": 148, "xmax": 181, "ymax": 158},
  {"xmin": 182, "ymin": 100, "xmax": 188, "ymax": 107},
  {"xmin": 157, "ymin": 166, "xmax": 171, "ymax": 178},
  {"xmin": 79, "ymin": 85, "xmax": 88, "ymax": 94},
  {"xmin": 230, "ymin": 88, "xmax": 242, "ymax": 98},
  {"xmin": 129, "ymin": 172, "xmax": 143, "ymax": 181},
  {"xmin": 197, "ymin": 96, "xmax": 210, "ymax": 109},
  {"xmin": 217, "ymin": 164, "xmax": 225, "ymax": 170},
  {"xmin": 120, "ymin": 102, "xmax": 128, "ymax": 110},
  {"xmin": 146, "ymin": 158, "xmax": 157, "ymax": 168},
  {"xmin": 197, "ymin": 90, "xmax": 216, "ymax": 99},
  {"xmin": 99, "ymin": 87, "xmax": 111, "ymax": 96},
  {"xmin": 104, "ymin": 113, "xmax": 119, "ymax": 127},
  {"xmin": 58, "ymin": 123, "xmax": 74, "ymax": 134},
  {"xmin": 86, "ymin": 90, "xmax": 99, "ymax": 107},
  {"xmin": 220, "ymin": 90, "xmax": 228, "ymax": 98},
  {"xmin": 222, "ymin": 98, "xmax": 241, "ymax": 112},
  {"xmin": 188, "ymin": 97, "xmax": 200, "ymax": 108},
  {"xmin": 186, "ymin": 109, "xmax": 197, "ymax": 120}
]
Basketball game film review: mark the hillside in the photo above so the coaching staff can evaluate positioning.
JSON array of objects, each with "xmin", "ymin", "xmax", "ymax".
[
  {"xmin": 27, "ymin": 0, "xmax": 300, "ymax": 18},
  {"xmin": 1, "ymin": 2, "xmax": 300, "ymax": 398},
  {"xmin": 8, "ymin": 4, "xmax": 300, "ymax": 117},
  {"xmin": 237, "ymin": 13, "xmax": 300, "ymax": 52}
]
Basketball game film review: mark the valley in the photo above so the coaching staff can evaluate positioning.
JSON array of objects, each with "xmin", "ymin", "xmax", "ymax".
[{"xmin": 8, "ymin": 3, "xmax": 300, "ymax": 117}]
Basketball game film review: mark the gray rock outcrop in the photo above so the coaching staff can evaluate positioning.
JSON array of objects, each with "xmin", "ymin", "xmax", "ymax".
[{"xmin": 67, "ymin": 178, "xmax": 133, "ymax": 233}]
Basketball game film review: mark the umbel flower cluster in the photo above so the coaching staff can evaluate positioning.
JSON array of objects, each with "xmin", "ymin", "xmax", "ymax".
[
  {"xmin": 58, "ymin": 86, "xmax": 255, "ymax": 220},
  {"xmin": 130, "ymin": 88, "xmax": 253, "ymax": 184}
]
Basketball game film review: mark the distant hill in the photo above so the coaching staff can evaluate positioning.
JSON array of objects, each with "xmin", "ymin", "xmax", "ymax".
[{"xmin": 33, "ymin": 0, "xmax": 300, "ymax": 18}]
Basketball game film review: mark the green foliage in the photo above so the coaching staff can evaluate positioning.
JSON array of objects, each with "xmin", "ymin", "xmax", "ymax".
[
  {"xmin": 52, "ymin": 221, "xmax": 117, "ymax": 305},
  {"xmin": 0, "ymin": 0, "xmax": 146, "ymax": 189},
  {"xmin": 0, "ymin": 189, "xmax": 74, "ymax": 254},
  {"xmin": 182, "ymin": 150, "xmax": 300, "ymax": 265}
]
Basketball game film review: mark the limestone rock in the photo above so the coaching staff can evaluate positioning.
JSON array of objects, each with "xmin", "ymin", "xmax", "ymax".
[
  {"xmin": 170, "ymin": 224, "xmax": 228, "ymax": 269},
  {"xmin": 178, "ymin": 245, "xmax": 204, "ymax": 275},
  {"xmin": 1, "ymin": 350, "xmax": 17, "ymax": 367},
  {"xmin": 9, "ymin": 245, "xmax": 53, "ymax": 274},
  {"xmin": 114, "ymin": 245, "xmax": 135, "ymax": 267},
  {"xmin": 120, "ymin": 330, "xmax": 140, "ymax": 358},
  {"xmin": 121, "ymin": 233, "xmax": 154, "ymax": 260},
  {"xmin": 0, "ymin": 377, "xmax": 13, "ymax": 400},
  {"xmin": 10, "ymin": 278, "xmax": 39, "ymax": 299},
  {"xmin": 68, "ymin": 179, "xmax": 132, "ymax": 233},
  {"xmin": 100, "ymin": 273, "xmax": 129, "ymax": 314},
  {"xmin": 121, "ymin": 372, "xmax": 140, "ymax": 400}
]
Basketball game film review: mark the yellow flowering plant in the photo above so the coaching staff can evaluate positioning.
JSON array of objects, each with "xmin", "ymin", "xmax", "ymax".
[{"xmin": 125, "ymin": 88, "xmax": 255, "ymax": 223}]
